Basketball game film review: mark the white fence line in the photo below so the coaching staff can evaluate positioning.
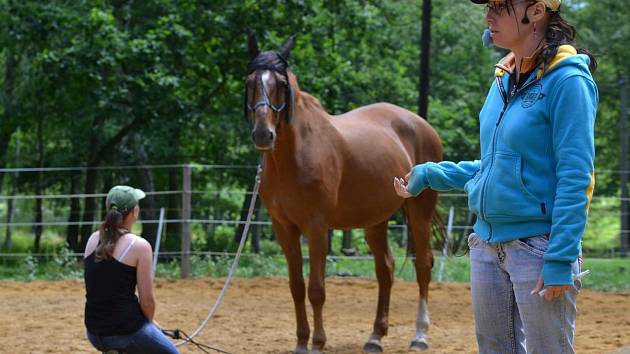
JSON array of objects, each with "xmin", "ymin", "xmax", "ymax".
[
  {"xmin": 1, "ymin": 191, "xmax": 628, "ymax": 201},
  {"xmin": 0, "ymin": 219, "xmax": 416, "ymax": 228},
  {"xmin": 0, "ymin": 164, "xmax": 257, "ymax": 173},
  {"xmin": 0, "ymin": 190, "xmax": 182, "ymax": 200},
  {"xmin": 1, "ymin": 164, "xmax": 629, "ymax": 173}
]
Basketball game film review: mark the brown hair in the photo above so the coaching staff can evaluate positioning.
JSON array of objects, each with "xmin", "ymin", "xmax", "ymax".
[
  {"xmin": 506, "ymin": 0, "xmax": 598, "ymax": 73},
  {"xmin": 538, "ymin": 10, "xmax": 597, "ymax": 73},
  {"xmin": 95, "ymin": 208, "xmax": 131, "ymax": 262}
]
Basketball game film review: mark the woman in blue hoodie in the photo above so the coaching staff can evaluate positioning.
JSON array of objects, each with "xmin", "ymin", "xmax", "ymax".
[{"xmin": 394, "ymin": 0, "xmax": 597, "ymax": 352}]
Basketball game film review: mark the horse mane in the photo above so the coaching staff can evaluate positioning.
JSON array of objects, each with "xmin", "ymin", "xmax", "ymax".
[{"xmin": 287, "ymin": 71, "xmax": 329, "ymax": 117}]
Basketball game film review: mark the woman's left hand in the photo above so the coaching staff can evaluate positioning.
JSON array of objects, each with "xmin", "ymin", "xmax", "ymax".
[
  {"xmin": 393, "ymin": 172, "xmax": 413, "ymax": 198},
  {"xmin": 530, "ymin": 277, "xmax": 572, "ymax": 301}
]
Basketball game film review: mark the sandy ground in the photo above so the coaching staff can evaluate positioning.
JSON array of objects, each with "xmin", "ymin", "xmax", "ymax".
[{"xmin": 1, "ymin": 277, "xmax": 629, "ymax": 353}]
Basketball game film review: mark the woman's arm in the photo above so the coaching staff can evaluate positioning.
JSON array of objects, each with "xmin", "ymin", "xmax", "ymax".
[
  {"xmin": 135, "ymin": 238, "xmax": 156, "ymax": 321},
  {"xmin": 406, "ymin": 160, "xmax": 481, "ymax": 196},
  {"xmin": 544, "ymin": 74, "xmax": 598, "ymax": 286}
]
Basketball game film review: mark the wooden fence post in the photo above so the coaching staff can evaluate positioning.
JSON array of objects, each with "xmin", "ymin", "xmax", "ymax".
[{"xmin": 181, "ymin": 164, "xmax": 192, "ymax": 278}]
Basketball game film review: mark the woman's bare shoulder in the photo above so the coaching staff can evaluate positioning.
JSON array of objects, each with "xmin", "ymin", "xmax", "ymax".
[
  {"xmin": 127, "ymin": 234, "xmax": 152, "ymax": 253},
  {"xmin": 83, "ymin": 231, "xmax": 101, "ymax": 257}
]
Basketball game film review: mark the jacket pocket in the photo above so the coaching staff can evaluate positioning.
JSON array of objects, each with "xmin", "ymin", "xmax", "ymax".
[
  {"xmin": 464, "ymin": 163, "xmax": 484, "ymax": 218},
  {"xmin": 484, "ymin": 152, "xmax": 547, "ymax": 222}
]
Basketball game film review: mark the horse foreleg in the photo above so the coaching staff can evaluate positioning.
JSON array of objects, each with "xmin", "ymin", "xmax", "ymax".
[
  {"xmin": 406, "ymin": 190, "xmax": 438, "ymax": 352},
  {"xmin": 275, "ymin": 221, "xmax": 309, "ymax": 354},
  {"xmin": 306, "ymin": 226, "xmax": 328, "ymax": 354},
  {"xmin": 362, "ymin": 221, "xmax": 394, "ymax": 353}
]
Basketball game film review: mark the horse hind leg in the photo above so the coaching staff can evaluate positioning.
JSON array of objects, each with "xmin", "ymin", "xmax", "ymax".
[
  {"xmin": 362, "ymin": 221, "xmax": 394, "ymax": 353},
  {"xmin": 406, "ymin": 189, "xmax": 438, "ymax": 352}
]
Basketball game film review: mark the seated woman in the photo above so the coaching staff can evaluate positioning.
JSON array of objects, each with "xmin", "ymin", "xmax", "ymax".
[{"xmin": 84, "ymin": 185, "xmax": 178, "ymax": 354}]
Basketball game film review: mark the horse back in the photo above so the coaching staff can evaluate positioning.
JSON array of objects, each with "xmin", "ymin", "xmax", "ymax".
[{"xmin": 332, "ymin": 102, "xmax": 442, "ymax": 166}]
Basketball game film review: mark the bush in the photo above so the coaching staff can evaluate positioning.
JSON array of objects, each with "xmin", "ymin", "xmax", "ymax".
[
  {"xmin": 582, "ymin": 196, "xmax": 620, "ymax": 254},
  {"xmin": 206, "ymin": 225, "xmax": 237, "ymax": 253}
]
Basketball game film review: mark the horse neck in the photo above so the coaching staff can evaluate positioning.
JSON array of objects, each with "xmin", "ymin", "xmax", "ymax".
[{"xmin": 264, "ymin": 90, "xmax": 337, "ymax": 173}]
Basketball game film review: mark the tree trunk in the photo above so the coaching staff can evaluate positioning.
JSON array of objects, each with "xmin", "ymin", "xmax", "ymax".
[
  {"xmin": 33, "ymin": 118, "xmax": 44, "ymax": 253},
  {"xmin": 418, "ymin": 0, "xmax": 432, "ymax": 120},
  {"xmin": 327, "ymin": 230, "xmax": 333, "ymax": 255},
  {"xmin": 619, "ymin": 76, "xmax": 629, "ymax": 257},
  {"xmin": 102, "ymin": 173, "xmax": 113, "ymax": 219},
  {"xmin": 166, "ymin": 167, "xmax": 181, "ymax": 252},
  {"xmin": 79, "ymin": 168, "xmax": 98, "ymax": 251},
  {"xmin": 4, "ymin": 198, "xmax": 15, "ymax": 250},
  {"xmin": 1, "ymin": 49, "xmax": 19, "ymax": 250},
  {"xmin": 340, "ymin": 230, "xmax": 358, "ymax": 256},
  {"xmin": 0, "ymin": 49, "xmax": 19, "ymax": 170},
  {"xmin": 0, "ymin": 175, "xmax": 3, "ymax": 245},
  {"xmin": 132, "ymin": 133, "xmax": 158, "ymax": 247},
  {"xmin": 3, "ymin": 131, "xmax": 20, "ymax": 250},
  {"xmin": 342, "ymin": 230, "xmax": 353, "ymax": 250},
  {"xmin": 75, "ymin": 110, "xmax": 145, "ymax": 251},
  {"xmin": 66, "ymin": 173, "xmax": 81, "ymax": 251}
]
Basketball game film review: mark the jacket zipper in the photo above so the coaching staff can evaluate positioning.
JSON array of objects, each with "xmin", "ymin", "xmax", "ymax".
[{"xmin": 479, "ymin": 74, "xmax": 540, "ymax": 240}]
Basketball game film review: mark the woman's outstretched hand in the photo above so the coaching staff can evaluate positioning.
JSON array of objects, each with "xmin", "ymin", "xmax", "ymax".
[{"xmin": 394, "ymin": 172, "xmax": 413, "ymax": 198}]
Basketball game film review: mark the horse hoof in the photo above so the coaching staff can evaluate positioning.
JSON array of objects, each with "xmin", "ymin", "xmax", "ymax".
[
  {"xmin": 294, "ymin": 345, "xmax": 309, "ymax": 354},
  {"xmin": 363, "ymin": 339, "xmax": 383, "ymax": 353},
  {"xmin": 409, "ymin": 339, "xmax": 429, "ymax": 352},
  {"xmin": 310, "ymin": 350, "xmax": 323, "ymax": 354}
]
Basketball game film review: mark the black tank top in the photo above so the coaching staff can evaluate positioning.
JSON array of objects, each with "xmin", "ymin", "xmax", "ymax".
[{"xmin": 84, "ymin": 251, "xmax": 146, "ymax": 336}]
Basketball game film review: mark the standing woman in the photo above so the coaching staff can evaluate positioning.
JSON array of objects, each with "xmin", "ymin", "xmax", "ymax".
[
  {"xmin": 394, "ymin": 0, "xmax": 597, "ymax": 352},
  {"xmin": 84, "ymin": 185, "xmax": 178, "ymax": 354}
]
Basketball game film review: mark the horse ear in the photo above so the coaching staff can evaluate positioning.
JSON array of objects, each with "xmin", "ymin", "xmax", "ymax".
[
  {"xmin": 278, "ymin": 34, "xmax": 296, "ymax": 61},
  {"xmin": 247, "ymin": 27, "xmax": 259, "ymax": 61}
]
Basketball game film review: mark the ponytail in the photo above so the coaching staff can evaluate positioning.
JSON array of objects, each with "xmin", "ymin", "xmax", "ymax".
[
  {"xmin": 539, "ymin": 11, "xmax": 597, "ymax": 74},
  {"xmin": 95, "ymin": 208, "xmax": 130, "ymax": 262}
]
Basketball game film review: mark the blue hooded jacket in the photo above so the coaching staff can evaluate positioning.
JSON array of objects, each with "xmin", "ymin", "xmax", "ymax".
[{"xmin": 407, "ymin": 45, "xmax": 598, "ymax": 286}]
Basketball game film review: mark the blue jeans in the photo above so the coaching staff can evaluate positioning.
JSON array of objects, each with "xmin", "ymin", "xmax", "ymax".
[
  {"xmin": 468, "ymin": 233, "xmax": 580, "ymax": 354},
  {"xmin": 87, "ymin": 321, "xmax": 179, "ymax": 354}
]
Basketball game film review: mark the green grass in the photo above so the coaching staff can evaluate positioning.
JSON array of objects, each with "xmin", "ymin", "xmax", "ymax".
[
  {"xmin": 581, "ymin": 258, "xmax": 630, "ymax": 292},
  {"xmin": 0, "ymin": 221, "xmax": 627, "ymax": 291},
  {"xmin": 2, "ymin": 252, "xmax": 626, "ymax": 292}
]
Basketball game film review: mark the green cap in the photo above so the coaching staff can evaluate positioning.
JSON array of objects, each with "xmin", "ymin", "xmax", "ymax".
[{"xmin": 106, "ymin": 185, "xmax": 146, "ymax": 214}]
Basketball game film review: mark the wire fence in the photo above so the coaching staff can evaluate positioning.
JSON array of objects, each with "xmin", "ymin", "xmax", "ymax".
[{"xmin": 0, "ymin": 164, "xmax": 628, "ymax": 262}]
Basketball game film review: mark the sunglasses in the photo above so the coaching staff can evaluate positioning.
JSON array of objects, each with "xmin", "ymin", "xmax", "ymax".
[{"xmin": 485, "ymin": 0, "xmax": 533, "ymax": 16}]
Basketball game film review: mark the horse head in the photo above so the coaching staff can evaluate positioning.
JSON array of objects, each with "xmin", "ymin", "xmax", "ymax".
[{"xmin": 245, "ymin": 30, "xmax": 296, "ymax": 151}]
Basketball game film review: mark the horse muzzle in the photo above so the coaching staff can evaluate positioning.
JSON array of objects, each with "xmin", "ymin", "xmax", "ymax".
[{"xmin": 252, "ymin": 128, "xmax": 276, "ymax": 151}]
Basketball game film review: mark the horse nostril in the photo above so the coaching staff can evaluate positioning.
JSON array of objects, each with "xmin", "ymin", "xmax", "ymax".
[{"xmin": 268, "ymin": 131, "xmax": 275, "ymax": 141}]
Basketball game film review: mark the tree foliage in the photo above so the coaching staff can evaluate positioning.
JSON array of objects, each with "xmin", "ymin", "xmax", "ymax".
[{"xmin": 0, "ymin": 0, "xmax": 627, "ymax": 252}]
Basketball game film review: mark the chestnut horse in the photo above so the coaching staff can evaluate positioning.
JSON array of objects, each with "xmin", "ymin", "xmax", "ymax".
[{"xmin": 244, "ymin": 32, "xmax": 442, "ymax": 354}]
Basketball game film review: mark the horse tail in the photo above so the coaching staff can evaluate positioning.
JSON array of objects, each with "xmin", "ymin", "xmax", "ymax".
[
  {"xmin": 396, "ymin": 205, "xmax": 413, "ymax": 278},
  {"xmin": 431, "ymin": 208, "xmax": 447, "ymax": 255},
  {"xmin": 400, "ymin": 198, "xmax": 445, "ymax": 256},
  {"xmin": 400, "ymin": 204, "xmax": 414, "ymax": 257},
  {"xmin": 399, "ymin": 194, "xmax": 445, "ymax": 275}
]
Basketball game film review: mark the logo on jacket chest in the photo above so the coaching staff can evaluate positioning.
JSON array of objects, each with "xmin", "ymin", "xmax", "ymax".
[{"xmin": 521, "ymin": 82, "xmax": 546, "ymax": 108}]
